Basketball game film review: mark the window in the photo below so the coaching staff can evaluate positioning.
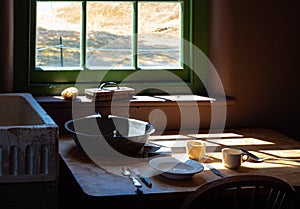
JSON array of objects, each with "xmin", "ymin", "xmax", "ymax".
[{"xmin": 14, "ymin": 0, "xmax": 208, "ymax": 96}]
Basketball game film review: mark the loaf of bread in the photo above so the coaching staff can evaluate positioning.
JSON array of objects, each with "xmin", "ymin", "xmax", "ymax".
[{"xmin": 61, "ymin": 87, "xmax": 79, "ymax": 100}]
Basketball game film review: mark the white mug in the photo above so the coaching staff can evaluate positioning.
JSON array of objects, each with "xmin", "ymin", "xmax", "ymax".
[
  {"xmin": 187, "ymin": 141, "xmax": 206, "ymax": 161},
  {"xmin": 222, "ymin": 148, "xmax": 249, "ymax": 169}
]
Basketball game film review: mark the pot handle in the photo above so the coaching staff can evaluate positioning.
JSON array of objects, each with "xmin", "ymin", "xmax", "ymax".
[{"xmin": 98, "ymin": 81, "xmax": 120, "ymax": 89}]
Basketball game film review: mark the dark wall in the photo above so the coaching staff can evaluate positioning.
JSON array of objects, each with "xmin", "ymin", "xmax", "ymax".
[
  {"xmin": 0, "ymin": 0, "xmax": 13, "ymax": 92},
  {"xmin": 209, "ymin": 0, "xmax": 300, "ymax": 139}
]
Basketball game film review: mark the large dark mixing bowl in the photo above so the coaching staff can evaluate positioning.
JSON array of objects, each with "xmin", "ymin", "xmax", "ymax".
[{"xmin": 64, "ymin": 114, "xmax": 155, "ymax": 156}]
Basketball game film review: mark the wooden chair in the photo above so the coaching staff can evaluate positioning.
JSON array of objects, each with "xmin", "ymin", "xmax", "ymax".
[{"xmin": 181, "ymin": 175, "xmax": 296, "ymax": 209}]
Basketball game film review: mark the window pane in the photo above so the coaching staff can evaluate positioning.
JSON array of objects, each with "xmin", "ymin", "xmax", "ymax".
[
  {"xmin": 36, "ymin": 2, "xmax": 82, "ymax": 69},
  {"xmin": 138, "ymin": 2, "xmax": 181, "ymax": 68},
  {"xmin": 86, "ymin": 2, "xmax": 133, "ymax": 69}
]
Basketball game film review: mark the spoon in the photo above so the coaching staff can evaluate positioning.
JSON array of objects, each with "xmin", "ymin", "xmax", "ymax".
[
  {"xmin": 239, "ymin": 148, "xmax": 300, "ymax": 163},
  {"xmin": 239, "ymin": 148, "xmax": 264, "ymax": 163}
]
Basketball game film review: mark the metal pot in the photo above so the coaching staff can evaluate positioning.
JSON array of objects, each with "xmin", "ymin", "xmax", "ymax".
[{"xmin": 64, "ymin": 114, "xmax": 155, "ymax": 156}]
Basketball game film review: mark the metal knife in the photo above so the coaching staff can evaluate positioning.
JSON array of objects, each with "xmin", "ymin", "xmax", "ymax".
[
  {"xmin": 132, "ymin": 168, "xmax": 152, "ymax": 188},
  {"xmin": 206, "ymin": 164, "xmax": 226, "ymax": 178}
]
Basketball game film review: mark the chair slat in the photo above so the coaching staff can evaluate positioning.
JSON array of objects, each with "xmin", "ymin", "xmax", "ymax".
[{"xmin": 181, "ymin": 175, "xmax": 296, "ymax": 209}]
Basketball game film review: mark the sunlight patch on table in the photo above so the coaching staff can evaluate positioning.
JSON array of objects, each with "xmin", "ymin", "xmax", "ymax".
[
  {"xmin": 188, "ymin": 133, "xmax": 243, "ymax": 139},
  {"xmin": 149, "ymin": 135, "xmax": 191, "ymax": 140},
  {"xmin": 259, "ymin": 149, "xmax": 300, "ymax": 158},
  {"xmin": 207, "ymin": 137, "xmax": 274, "ymax": 146},
  {"xmin": 149, "ymin": 139, "xmax": 219, "ymax": 153}
]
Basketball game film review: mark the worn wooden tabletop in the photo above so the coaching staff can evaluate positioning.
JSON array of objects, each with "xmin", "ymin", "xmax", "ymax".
[{"xmin": 59, "ymin": 128, "xmax": 300, "ymax": 199}]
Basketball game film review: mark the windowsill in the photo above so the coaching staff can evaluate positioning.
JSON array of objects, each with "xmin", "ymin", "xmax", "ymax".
[
  {"xmin": 35, "ymin": 94, "xmax": 235, "ymax": 135},
  {"xmin": 35, "ymin": 95, "xmax": 235, "ymax": 107}
]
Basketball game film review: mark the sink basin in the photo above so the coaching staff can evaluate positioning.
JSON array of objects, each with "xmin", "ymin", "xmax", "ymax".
[{"xmin": 0, "ymin": 93, "xmax": 58, "ymax": 183}]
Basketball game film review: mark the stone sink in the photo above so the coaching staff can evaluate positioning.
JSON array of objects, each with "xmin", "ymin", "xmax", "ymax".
[{"xmin": 0, "ymin": 93, "xmax": 58, "ymax": 183}]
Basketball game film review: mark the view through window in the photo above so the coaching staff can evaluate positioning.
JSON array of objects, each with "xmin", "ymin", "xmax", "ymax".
[
  {"xmin": 14, "ymin": 0, "xmax": 208, "ymax": 95},
  {"xmin": 36, "ymin": 1, "xmax": 182, "ymax": 70}
]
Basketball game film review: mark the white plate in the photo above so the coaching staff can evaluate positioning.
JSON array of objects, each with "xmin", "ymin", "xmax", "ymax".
[{"xmin": 149, "ymin": 156, "xmax": 204, "ymax": 179}]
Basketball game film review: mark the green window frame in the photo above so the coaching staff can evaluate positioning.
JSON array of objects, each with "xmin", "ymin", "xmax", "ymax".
[{"xmin": 14, "ymin": 0, "xmax": 208, "ymax": 96}]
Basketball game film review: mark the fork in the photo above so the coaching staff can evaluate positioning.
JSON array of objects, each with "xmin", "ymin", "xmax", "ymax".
[{"xmin": 122, "ymin": 166, "xmax": 142, "ymax": 188}]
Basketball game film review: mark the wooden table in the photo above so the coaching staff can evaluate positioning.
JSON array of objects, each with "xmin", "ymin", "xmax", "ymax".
[{"xmin": 58, "ymin": 129, "xmax": 300, "ymax": 209}]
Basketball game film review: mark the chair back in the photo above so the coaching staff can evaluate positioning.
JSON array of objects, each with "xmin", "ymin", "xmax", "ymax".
[{"xmin": 181, "ymin": 175, "xmax": 296, "ymax": 209}]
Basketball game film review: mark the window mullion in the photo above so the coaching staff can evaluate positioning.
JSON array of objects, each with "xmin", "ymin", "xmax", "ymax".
[
  {"xmin": 133, "ymin": 0, "xmax": 138, "ymax": 69},
  {"xmin": 181, "ymin": 1, "xmax": 185, "ymax": 68},
  {"xmin": 81, "ymin": 1, "xmax": 87, "ymax": 69}
]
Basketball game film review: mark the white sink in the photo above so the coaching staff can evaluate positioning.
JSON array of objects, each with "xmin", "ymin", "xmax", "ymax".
[{"xmin": 0, "ymin": 93, "xmax": 58, "ymax": 183}]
